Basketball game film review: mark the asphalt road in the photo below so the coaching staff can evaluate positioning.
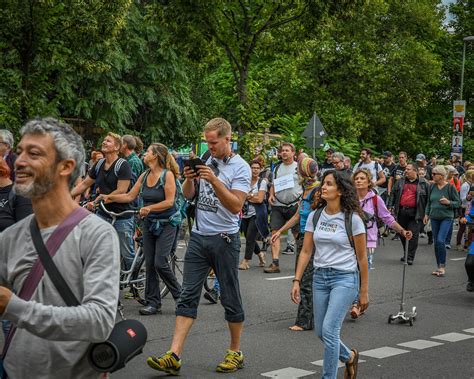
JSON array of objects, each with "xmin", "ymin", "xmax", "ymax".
[{"xmin": 113, "ymin": 231, "xmax": 474, "ymax": 379}]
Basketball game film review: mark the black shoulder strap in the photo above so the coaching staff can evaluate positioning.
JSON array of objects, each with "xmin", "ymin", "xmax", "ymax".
[
  {"xmin": 257, "ymin": 177, "xmax": 263, "ymax": 191},
  {"xmin": 94, "ymin": 158, "xmax": 106, "ymax": 177},
  {"xmin": 344, "ymin": 211, "xmax": 355, "ymax": 249},
  {"xmin": 7, "ymin": 187, "xmax": 16, "ymax": 216},
  {"xmin": 311, "ymin": 207, "xmax": 324, "ymax": 231},
  {"xmin": 29, "ymin": 219, "xmax": 81, "ymax": 307},
  {"xmin": 273, "ymin": 162, "xmax": 282, "ymax": 179}
]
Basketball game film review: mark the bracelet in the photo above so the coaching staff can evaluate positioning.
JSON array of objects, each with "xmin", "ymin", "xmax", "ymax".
[{"xmin": 292, "ymin": 279, "xmax": 301, "ymax": 283}]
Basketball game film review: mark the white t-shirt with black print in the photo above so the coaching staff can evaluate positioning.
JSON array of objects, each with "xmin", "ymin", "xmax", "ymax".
[
  {"xmin": 193, "ymin": 154, "xmax": 251, "ymax": 235},
  {"xmin": 305, "ymin": 208, "xmax": 366, "ymax": 272}
]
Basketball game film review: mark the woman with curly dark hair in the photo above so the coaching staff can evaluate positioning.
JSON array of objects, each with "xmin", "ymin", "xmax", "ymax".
[{"xmin": 291, "ymin": 170, "xmax": 368, "ymax": 379}]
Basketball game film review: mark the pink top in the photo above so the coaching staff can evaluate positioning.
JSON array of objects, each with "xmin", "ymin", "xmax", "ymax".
[{"xmin": 360, "ymin": 190, "xmax": 396, "ymax": 248}]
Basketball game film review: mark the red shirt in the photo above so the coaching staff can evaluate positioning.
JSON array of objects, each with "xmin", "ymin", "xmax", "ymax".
[{"xmin": 400, "ymin": 181, "xmax": 417, "ymax": 208}]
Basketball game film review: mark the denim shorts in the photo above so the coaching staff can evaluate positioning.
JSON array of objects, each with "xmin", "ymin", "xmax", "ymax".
[{"xmin": 176, "ymin": 232, "xmax": 244, "ymax": 322}]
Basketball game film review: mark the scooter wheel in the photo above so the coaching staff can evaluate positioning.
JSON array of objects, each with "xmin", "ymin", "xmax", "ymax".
[{"xmin": 388, "ymin": 315, "xmax": 393, "ymax": 324}]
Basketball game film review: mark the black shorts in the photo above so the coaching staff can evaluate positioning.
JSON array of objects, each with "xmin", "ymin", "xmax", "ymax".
[{"xmin": 270, "ymin": 205, "xmax": 300, "ymax": 233}]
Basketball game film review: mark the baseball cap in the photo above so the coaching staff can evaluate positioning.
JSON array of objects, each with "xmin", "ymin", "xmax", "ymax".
[
  {"xmin": 416, "ymin": 153, "xmax": 426, "ymax": 161},
  {"xmin": 383, "ymin": 151, "xmax": 392, "ymax": 157},
  {"xmin": 324, "ymin": 146, "xmax": 334, "ymax": 153}
]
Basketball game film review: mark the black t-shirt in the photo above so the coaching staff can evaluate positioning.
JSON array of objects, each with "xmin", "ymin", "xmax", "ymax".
[
  {"xmin": 0, "ymin": 185, "xmax": 33, "ymax": 232},
  {"xmin": 391, "ymin": 164, "xmax": 407, "ymax": 182},
  {"xmin": 380, "ymin": 162, "xmax": 396, "ymax": 188},
  {"xmin": 89, "ymin": 158, "xmax": 132, "ymax": 217}
]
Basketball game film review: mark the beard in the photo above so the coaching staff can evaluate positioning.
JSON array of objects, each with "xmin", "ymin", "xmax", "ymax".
[{"xmin": 14, "ymin": 166, "xmax": 56, "ymax": 199}]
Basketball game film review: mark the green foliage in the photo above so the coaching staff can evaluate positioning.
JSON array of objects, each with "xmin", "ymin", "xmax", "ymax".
[{"xmin": 0, "ymin": 1, "xmax": 200, "ymax": 147}]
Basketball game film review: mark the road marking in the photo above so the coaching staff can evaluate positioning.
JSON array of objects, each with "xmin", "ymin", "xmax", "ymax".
[
  {"xmin": 431, "ymin": 332, "xmax": 474, "ymax": 342},
  {"xmin": 311, "ymin": 359, "xmax": 366, "ymax": 368},
  {"xmin": 450, "ymin": 257, "xmax": 465, "ymax": 261},
  {"xmin": 397, "ymin": 339, "xmax": 444, "ymax": 350},
  {"xmin": 265, "ymin": 276, "xmax": 294, "ymax": 281},
  {"xmin": 463, "ymin": 328, "xmax": 474, "ymax": 334},
  {"xmin": 360, "ymin": 346, "xmax": 410, "ymax": 359},
  {"xmin": 261, "ymin": 367, "xmax": 315, "ymax": 378}
]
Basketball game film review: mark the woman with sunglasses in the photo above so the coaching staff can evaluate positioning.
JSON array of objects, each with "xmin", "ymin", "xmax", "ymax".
[
  {"xmin": 424, "ymin": 165, "xmax": 461, "ymax": 277},
  {"xmin": 291, "ymin": 170, "xmax": 368, "ymax": 379}
]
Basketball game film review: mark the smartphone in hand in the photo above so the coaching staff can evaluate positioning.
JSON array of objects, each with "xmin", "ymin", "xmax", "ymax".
[{"xmin": 183, "ymin": 158, "xmax": 206, "ymax": 173}]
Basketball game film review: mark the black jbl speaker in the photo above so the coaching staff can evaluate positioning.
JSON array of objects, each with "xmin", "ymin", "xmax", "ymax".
[{"xmin": 88, "ymin": 320, "xmax": 147, "ymax": 373}]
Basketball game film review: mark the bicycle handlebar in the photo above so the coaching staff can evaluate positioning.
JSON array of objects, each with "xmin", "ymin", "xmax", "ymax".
[{"xmin": 98, "ymin": 201, "xmax": 139, "ymax": 218}]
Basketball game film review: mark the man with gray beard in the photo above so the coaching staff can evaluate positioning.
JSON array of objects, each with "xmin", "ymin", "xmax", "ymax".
[{"xmin": 0, "ymin": 118, "xmax": 120, "ymax": 378}]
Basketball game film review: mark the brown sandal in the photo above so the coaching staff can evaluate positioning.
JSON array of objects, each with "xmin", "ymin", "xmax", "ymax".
[
  {"xmin": 344, "ymin": 349, "xmax": 359, "ymax": 379},
  {"xmin": 350, "ymin": 305, "xmax": 361, "ymax": 319}
]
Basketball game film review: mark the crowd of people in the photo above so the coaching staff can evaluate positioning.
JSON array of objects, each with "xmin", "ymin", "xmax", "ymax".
[{"xmin": 0, "ymin": 118, "xmax": 473, "ymax": 379}]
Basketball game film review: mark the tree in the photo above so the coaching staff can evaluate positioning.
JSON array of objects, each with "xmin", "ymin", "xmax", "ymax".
[{"xmin": 0, "ymin": 0, "xmax": 132, "ymax": 131}]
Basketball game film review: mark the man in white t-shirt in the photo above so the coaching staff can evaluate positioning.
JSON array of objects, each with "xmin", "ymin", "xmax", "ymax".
[
  {"xmin": 265, "ymin": 142, "xmax": 303, "ymax": 273},
  {"xmin": 353, "ymin": 148, "xmax": 386, "ymax": 187},
  {"xmin": 147, "ymin": 118, "xmax": 251, "ymax": 375}
]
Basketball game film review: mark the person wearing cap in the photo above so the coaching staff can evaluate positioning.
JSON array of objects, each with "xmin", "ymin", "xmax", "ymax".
[
  {"xmin": 319, "ymin": 147, "xmax": 334, "ymax": 178},
  {"xmin": 379, "ymin": 151, "xmax": 396, "ymax": 204},
  {"xmin": 415, "ymin": 153, "xmax": 432, "ymax": 181},
  {"xmin": 388, "ymin": 163, "xmax": 430, "ymax": 265},
  {"xmin": 271, "ymin": 157, "xmax": 320, "ymax": 330}
]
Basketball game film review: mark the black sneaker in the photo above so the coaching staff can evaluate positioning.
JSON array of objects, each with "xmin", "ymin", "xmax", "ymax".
[
  {"xmin": 467, "ymin": 282, "xmax": 474, "ymax": 292},
  {"xmin": 282, "ymin": 245, "xmax": 295, "ymax": 255},
  {"xmin": 204, "ymin": 288, "xmax": 219, "ymax": 304}
]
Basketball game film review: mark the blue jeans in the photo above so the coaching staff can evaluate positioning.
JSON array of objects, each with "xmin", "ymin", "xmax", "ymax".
[
  {"xmin": 313, "ymin": 268, "xmax": 359, "ymax": 379},
  {"xmin": 430, "ymin": 218, "xmax": 453, "ymax": 267},
  {"xmin": 98, "ymin": 215, "xmax": 135, "ymax": 270}
]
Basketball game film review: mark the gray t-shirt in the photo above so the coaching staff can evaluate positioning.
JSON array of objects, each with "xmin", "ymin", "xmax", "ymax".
[
  {"xmin": 305, "ymin": 208, "xmax": 365, "ymax": 271},
  {"xmin": 273, "ymin": 162, "xmax": 302, "ymax": 206},
  {"xmin": 0, "ymin": 213, "xmax": 120, "ymax": 379},
  {"xmin": 193, "ymin": 154, "xmax": 251, "ymax": 235}
]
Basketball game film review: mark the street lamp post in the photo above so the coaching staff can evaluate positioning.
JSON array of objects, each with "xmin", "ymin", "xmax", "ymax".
[{"xmin": 460, "ymin": 35, "xmax": 474, "ymax": 100}]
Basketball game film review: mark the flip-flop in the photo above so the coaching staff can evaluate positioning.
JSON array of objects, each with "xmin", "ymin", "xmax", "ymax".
[
  {"xmin": 431, "ymin": 270, "xmax": 441, "ymax": 276},
  {"xmin": 344, "ymin": 349, "xmax": 359, "ymax": 379},
  {"xmin": 289, "ymin": 325, "xmax": 305, "ymax": 331},
  {"xmin": 436, "ymin": 270, "xmax": 445, "ymax": 277}
]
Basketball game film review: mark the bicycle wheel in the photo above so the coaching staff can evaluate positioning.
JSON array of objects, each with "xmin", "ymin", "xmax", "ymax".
[
  {"xmin": 159, "ymin": 251, "xmax": 185, "ymax": 299},
  {"xmin": 130, "ymin": 246, "xmax": 147, "ymax": 306}
]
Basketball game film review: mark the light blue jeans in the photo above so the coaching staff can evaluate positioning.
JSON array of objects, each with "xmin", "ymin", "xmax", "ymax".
[
  {"xmin": 98, "ymin": 214, "xmax": 135, "ymax": 270},
  {"xmin": 313, "ymin": 268, "xmax": 359, "ymax": 379}
]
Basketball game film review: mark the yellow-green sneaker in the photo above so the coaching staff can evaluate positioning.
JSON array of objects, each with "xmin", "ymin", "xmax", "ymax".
[
  {"xmin": 147, "ymin": 351, "xmax": 181, "ymax": 376},
  {"xmin": 216, "ymin": 349, "xmax": 244, "ymax": 373}
]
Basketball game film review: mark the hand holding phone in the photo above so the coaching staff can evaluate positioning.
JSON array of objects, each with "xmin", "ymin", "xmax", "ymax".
[{"xmin": 184, "ymin": 158, "xmax": 205, "ymax": 173}]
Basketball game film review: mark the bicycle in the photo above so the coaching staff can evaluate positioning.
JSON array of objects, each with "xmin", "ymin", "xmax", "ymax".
[{"xmin": 93, "ymin": 201, "xmax": 147, "ymax": 315}]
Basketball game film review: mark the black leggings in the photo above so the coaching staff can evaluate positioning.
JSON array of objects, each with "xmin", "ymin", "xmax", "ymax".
[{"xmin": 241, "ymin": 216, "xmax": 261, "ymax": 260}]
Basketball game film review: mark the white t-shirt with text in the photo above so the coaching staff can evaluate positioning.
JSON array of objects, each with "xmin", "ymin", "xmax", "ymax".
[
  {"xmin": 305, "ymin": 208, "xmax": 366, "ymax": 271},
  {"xmin": 193, "ymin": 154, "xmax": 251, "ymax": 235}
]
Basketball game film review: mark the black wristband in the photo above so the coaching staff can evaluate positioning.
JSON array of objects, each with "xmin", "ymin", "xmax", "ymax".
[{"xmin": 292, "ymin": 279, "xmax": 301, "ymax": 283}]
